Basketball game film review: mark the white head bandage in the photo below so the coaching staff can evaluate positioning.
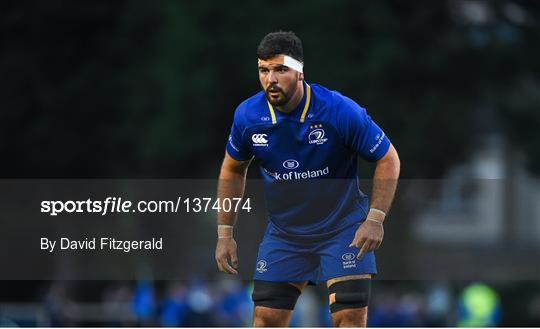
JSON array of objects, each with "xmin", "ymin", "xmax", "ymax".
[{"xmin": 258, "ymin": 54, "xmax": 303, "ymax": 73}]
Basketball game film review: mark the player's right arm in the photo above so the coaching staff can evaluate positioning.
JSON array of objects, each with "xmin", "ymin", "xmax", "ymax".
[{"xmin": 215, "ymin": 152, "xmax": 252, "ymax": 275}]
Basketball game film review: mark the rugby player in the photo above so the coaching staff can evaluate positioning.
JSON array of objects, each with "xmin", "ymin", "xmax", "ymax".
[{"xmin": 215, "ymin": 31, "xmax": 400, "ymax": 327}]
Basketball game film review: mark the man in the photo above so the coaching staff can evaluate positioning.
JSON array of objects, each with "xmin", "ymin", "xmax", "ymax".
[{"xmin": 215, "ymin": 31, "xmax": 400, "ymax": 327}]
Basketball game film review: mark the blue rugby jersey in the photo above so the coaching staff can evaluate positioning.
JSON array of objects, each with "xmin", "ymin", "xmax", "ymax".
[{"xmin": 226, "ymin": 82, "xmax": 391, "ymax": 238}]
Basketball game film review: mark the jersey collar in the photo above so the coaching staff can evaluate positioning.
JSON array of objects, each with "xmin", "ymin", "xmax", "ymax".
[{"xmin": 266, "ymin": 82, "xmax": 312, "ymax": 124}]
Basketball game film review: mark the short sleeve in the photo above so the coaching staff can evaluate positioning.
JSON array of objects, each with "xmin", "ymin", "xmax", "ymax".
[
  {"xmin": 337, "ymin": 97, "xmax": 391, "ymax": 162},
  {"xmin": 225, "ymin": 104, "xmax": 252, "ymax": 161}
]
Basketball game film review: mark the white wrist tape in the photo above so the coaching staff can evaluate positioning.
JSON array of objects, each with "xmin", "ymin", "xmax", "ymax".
[
  {"xmin": 367, "ymin": 208, "xmax": 386, "ymax": 224},
  {"xmin": 217, "ymin": 224, "xmax": 233, "ymax": 238},
  {"xmin": 366, "ymin": 218, "xmax": 383, "ymax": 225},
  {"xmin": 369, "ymin": 208, "xmax": 386, "ymax": 217}
]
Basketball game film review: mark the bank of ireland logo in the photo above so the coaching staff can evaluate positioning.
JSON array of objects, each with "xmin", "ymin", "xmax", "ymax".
[
  {"xmin": 342, "ymin": 253, "xmax": 357, "ymax": 269},
  {"xmin": 342, "ymin": 253, "xmax": 355, "ymax": 261},
  {"xmin": 308, "ymin": 124, "xmax": 328, "ymax": 145},
  {"xmin": 252, "ymin": 133, "xmax": 268, "ymax": 147},
  {"xmin": 282, "ymin": 159, "xmax": 299, "ymax": 170},
  {"xmin": 256, "ymin": 260, "xmax": 268, "ymax": 273}
]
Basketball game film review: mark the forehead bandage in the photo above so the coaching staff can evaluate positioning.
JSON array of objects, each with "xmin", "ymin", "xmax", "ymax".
[{"xmin": 258, "ymin": 55, "xmax": 303, "ymax": 73}]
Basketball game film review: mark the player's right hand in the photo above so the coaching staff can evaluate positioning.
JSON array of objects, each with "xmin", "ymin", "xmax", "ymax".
[{"xmin": 215, "ymin": 237, "xmax": 239, "ymax": 275}]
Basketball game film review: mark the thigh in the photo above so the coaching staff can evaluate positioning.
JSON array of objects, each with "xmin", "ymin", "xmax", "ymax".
[
  {"xmin": 253, "ymin": 306, "xmax": 294, "ymax": 327},
  {"xmin": 318, "ymin": 224, "xmax": 377, "ymax": 282},
  {"xmin": 253, "ymin": 234, "xmax": 319, "ymax": 283},
  {"xmin": 326, "ymin": 276, "xmax": 372, "ymax": 327},
  {"xmin": 252, "ymin": 281, "xmax": 308, "ymax": 326},
  {"xmin": 330, "ymin": 306, "xmax": 369, "ymax": 327}
]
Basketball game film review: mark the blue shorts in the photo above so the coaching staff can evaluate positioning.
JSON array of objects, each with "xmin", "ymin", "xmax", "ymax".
[{"xmin": 253, "ymin": 222, "xmax": 377, "ymax": 284}]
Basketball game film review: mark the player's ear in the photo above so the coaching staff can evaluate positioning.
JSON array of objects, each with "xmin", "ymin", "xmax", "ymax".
[{"xmin": 298, "ymin": 72, "xmax": 304, "ymax": 81}]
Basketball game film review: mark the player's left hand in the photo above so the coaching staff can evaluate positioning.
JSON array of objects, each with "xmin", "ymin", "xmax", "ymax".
[{"xmin": 349, "ymin": 220, "xmax": 384, "ymax": 260}]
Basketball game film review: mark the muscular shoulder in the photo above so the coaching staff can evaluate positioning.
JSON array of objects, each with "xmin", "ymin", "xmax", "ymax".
[{"xmin": 309, "ymin": 83, "xmax": 367, "ymax": 125}]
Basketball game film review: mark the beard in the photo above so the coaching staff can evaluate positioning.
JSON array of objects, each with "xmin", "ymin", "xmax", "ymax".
[{"xmin": 265, "ymin": 84, "xmax": 296, "ymax": 107}]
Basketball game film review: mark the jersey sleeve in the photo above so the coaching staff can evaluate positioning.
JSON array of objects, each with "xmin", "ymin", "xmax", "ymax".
[
  {"xmin": 225, "ymin": 104, "xmax": 253, "ymax": 161},
  {"xmin": 337, "ymin": 96, "xmax": 391, "ymax": 162}
]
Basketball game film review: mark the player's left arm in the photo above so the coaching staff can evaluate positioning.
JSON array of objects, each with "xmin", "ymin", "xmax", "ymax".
[
  {"xmin": 370, "ymin": 143, "xmax": 400, "ymax": 214},
  {"xmin": 336, "ymin": 96, "xmax": 400, "ymax": 258},
  {"xmin": 350, "ymin": 144, "xmax": 400, "ymax": 260}
]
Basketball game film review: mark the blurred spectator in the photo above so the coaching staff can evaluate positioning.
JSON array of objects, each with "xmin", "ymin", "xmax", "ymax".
[
  {"xmin": 132, "ymin": 280, "xmax": 156, "ymax": 325},
  {"xmin": 159, "ymin": 282, "xmax": 188, "ymax": 327},
  {"xmin": 102, "ymin": 283, "xmax": 135, "ymax": 326},
  {"xmin": 457, "ymin": 283, "xmax": 501, "ymax": 327},
  {"xmin": 368, "ymin": 290, "xmax": 399, "ymax": 327},
  {"xmin": 425, "ymin": 283, "xmax": 452, "ymax": 326},
  {"xmin": 214, "ymin": 279, "xmax": 252, "ymax": 326},
  {"xmin": 182, "ymin": 279, "xmax": 215, "ymax": 326},
  {"xmin": 394, "ymin": 293, "xmax": 425, "ymax": 326},
  {"xmin": 42, "ymin": 282, "xmax": 74, "ymax": 326},
  {"xmin": 369, "ymin": 286, "xmax": 428, "ymax": 327}
]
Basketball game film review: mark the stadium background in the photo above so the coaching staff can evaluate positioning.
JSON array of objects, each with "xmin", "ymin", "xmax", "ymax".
[{"xmin": 1, "ymin": 0, "xmax": 540, "ymax": 326}]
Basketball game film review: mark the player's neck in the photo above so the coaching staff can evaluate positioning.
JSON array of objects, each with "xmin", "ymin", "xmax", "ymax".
[{"xmin": 276, "ymin": 81, "xmax": 304, "ymax": 114}]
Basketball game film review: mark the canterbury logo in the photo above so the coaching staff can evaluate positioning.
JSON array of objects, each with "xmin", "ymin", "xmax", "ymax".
[{"xmin": 252, "ymin": 134, "xmax": 268, "ymax": 144}]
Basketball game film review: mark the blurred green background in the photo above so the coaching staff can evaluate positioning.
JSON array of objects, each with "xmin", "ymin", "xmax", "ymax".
[{"xmin": 2, "ymin": 0, "xmax": 539, "ymax": 178}]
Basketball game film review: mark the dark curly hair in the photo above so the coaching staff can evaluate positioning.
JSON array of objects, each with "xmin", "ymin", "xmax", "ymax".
[{"xmin": 257, "ymin": 31, "xmax": 304, "ymax": 62}]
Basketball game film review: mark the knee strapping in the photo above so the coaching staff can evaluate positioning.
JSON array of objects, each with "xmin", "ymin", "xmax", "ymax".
[
  {"xmin": 252, "ymin": 280, "xmax": 301, "ymax": 310},
  {"xmin": 328, "ymin": 279, "xmax": 371, "ymax": 313}
]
